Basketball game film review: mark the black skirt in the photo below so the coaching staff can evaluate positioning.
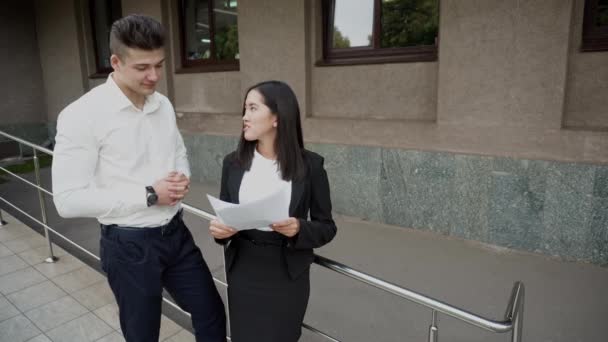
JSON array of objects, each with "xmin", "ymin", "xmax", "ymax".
[{"xmin": 227, "ymin": 230, "xmax": 310, "ymax": 342}]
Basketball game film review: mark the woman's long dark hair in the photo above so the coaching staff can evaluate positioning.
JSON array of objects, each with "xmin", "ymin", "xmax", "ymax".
[{"xmin": 236, "ymin": 80, "xmax": 305, "ymax": 181}]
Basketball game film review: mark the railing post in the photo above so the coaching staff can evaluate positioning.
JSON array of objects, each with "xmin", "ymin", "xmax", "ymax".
[
  {"xmin": 428, "ymin": 310, "xmax": 439, "ymax": 342},
  {"xmin": 511, "ymin": 287, "xmax": 524, "ymax": 342},
  {"xmin": 18, "ymin": 142, "xmax": 24, "ymax": 160},
  {"xmin": 33, "ymin": 149, "xmax": 58, "ymax": 263},
  {"xmin": 0, "ymin": 209, "xmax": 6, "ymax": 226},
  {"xmin": 223, "ymin": 244, "xmax": 231, "ymax": 336}
]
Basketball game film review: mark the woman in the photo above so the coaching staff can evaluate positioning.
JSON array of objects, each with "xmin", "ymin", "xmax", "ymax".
[{"xmin": 209, "ymin": 80, "xmax": 337, "ymax": 341}]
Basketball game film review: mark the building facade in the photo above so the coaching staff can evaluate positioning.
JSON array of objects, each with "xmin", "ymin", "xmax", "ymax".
[{"xmin": 2, "ymin": 0, "xmax": 608, "ymax": 265}]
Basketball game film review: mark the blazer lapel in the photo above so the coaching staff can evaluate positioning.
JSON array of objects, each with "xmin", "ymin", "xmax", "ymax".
[
  {"xmin": 289, "ymin": 179, "xmax": 305, "ymax": 216},
  {"xmin": 227, "ymin": 166, "xmax": 245, "ymax": 204}
]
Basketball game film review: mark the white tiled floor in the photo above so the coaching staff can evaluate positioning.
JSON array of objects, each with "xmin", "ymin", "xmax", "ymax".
[{"xmin": 0, "ymin": 212, "xmax": 195, "ymax": 342}]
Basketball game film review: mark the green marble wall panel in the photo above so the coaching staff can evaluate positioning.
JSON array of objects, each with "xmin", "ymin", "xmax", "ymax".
[{"xmin": 168, "ymin": 133, "xmax": 608, "ymax": 265}]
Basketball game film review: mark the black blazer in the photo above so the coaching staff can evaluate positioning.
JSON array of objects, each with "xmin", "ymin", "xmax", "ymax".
[{"xmin": 215, "ymin": 149, "xmax": 337, "ymax": 279}]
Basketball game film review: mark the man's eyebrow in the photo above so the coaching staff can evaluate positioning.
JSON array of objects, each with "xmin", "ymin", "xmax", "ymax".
[{"xmin": 134, "ymin": 59, "xmax": 166, "ymax": 66}]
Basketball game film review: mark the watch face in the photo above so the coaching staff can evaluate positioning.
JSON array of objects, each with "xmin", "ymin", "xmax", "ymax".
[{"xmin": 147, "ymin": 193, "xmax": 158, "ymax": 206}]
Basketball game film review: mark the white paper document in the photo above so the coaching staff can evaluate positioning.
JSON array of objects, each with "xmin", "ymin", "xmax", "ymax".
[{"xmin": 206, "ymin": 188, "xmax": 290, "ymax": 231}]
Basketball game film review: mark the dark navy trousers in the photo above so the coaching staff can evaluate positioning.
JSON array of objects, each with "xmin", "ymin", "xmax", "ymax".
[{"xmin": 100, "ymin": 212, "xmax": 226, "ymax": 342}]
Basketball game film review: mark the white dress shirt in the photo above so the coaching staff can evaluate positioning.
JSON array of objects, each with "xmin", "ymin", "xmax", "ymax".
[
  {"xmin": 52, "ymin": 75, "xmax": 190, "ymax": 227},
  {"xmin": 239, "ymin": 149, "xmax": 292, "ymax": 231}
]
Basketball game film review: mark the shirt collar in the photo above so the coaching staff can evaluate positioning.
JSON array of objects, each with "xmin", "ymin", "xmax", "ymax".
[{"xmin": 105, "ymin": 74, "xmax": 161, "ymax": 114}]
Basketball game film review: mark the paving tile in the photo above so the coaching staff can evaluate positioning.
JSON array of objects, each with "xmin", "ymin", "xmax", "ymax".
[
  {"xmin": 95, "ymin": 331, "xmax": 125, "ymax": 342},
  {"xmin": 91, "ymin": 309, "xmax": 181, "ymax": 341},
  {"xmin": 4, "ymin": 234, "xmax": 47, "ymax": 254},
  {"xmin": 34, "ymin": 255, "xmax": 85, "ymax": 279},
  {"xmin": 0, "ymin": 295, "xmax": 20, "ymax": 322},
  {"xmin": 93, "ymin": 303, "xmax": 120, "ymax": 331},
  {"xmin": 159, "ymin": 315, "xmax": 182, "ymax": 341},
  {"xmin": 45, "ymin": 312, "xmax": 113, "ymax": 342},
  {"xmin": 72, "ymin": 281, "xmax": 115, "ymax": 311},
  {"xmin": 26, "ymin": 334, "xmax": 52, "ymax": 342},
  {"xmin": 7, "ymin": 281, "xmax": 67, "ymax": 312},
  {"xmin": 0, "ymin": 315, "xmax": 41, "ymax": 341},
  {"xmin": 26, "ymin": 334, "xmax": 52, "ymax": 341},
  {"xmin": 164, "ymin": 329, "xmax": 195, "ymax": 342},
  {"xmin": 0, "ymin": 243, "xmax": 14, "ymax": 258},
  {"xmin": 0, "ymin": 214, "xmax": 186, "ymax": 342},
  {"xmin": 0, "ymin": 214, "xmax": 28, "ymax": 226},
  {"xmin": 18, "ymin": 245, "xmax": 67, "ymax": 266},
  {"xmin": 25, "ymin": 296, "xmax": 88, "ymax": 332},
  {"xmin": 0, "ymin": 267, "xmax": 47, "ymax": 295},
  {"xmin": 51, "ymin": 266, "xmax": 104, "ymax": 294},
  {"xmin": 0, "ymin": 254, "xmax": 29, "ymax": 276},
  {"xmin": 0, "ymin": 225, "xmax": 37, "ymax": 243}
]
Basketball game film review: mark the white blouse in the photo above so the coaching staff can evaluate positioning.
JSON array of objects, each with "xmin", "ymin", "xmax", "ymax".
[{"xmin": 239, "ymin": 149, "xmax": 292, "ymax": 231}]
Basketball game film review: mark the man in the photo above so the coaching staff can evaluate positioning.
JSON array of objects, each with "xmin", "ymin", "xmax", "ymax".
[{"xmin": 51, "ymin": 15, "xmax": 226, "ymax": 342}]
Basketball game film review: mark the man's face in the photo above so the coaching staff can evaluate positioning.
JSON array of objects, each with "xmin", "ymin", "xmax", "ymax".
[{"xmin": 111, "ymin": 47, "xmax": 165, "ymax": 96}]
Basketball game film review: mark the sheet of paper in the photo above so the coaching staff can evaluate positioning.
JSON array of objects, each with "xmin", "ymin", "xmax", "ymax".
[{"xmin": 206, "ymin": 188, "xmax": 290, "ymax": 231}]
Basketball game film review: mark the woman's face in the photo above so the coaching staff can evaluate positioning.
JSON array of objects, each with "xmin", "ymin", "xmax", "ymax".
[{"xmin": 242, "ymin": 89, "xmax": 277, "ymax": 142}]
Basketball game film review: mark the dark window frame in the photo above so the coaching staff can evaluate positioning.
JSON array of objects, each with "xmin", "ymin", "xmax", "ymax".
[
  {"xmin": 320, "ymin": 0, "xmax": 439, "ymax": 66},
  {"xmin": 582, "ymin": 0, "xmax": 608, "ymax": 52},
  {"xmin": 89, "ymin": 0, "xmax": 122, "ymax": 77},
  {"xmin": 177, "ymin": 0, "xmax": 240, "ymax": 73}
]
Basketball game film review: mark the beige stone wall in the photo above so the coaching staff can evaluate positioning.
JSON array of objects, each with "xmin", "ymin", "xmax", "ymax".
[
  {"xmin": 165, "ymin": 0, "xmax": 311, "ymax": 116},
  {"xmin": 311, "ymin": 63, "xmax": 438, "ymax": 120},
  {"xmin": 308, "ymin": 0, "xmax": 438, "ymax": 121},
  {"xmin": 237, "ymin": 0, "xmax": 309, "ymax": 114},
  {"xmin": 172, "ymin": 73, "xmax": 242, "ymax": 114},
  {"xmin": 164, "ymin": 0, "xmax": 241, "ymax": 114},
  {"xmin": 26, "ymin": 0, "xmax": 608, "ymax": 163},
  {"xmin": 564, "ymin": 0, "xmax": 608, "ymax": 130},
  {"xmin": 35, "ymin": 0, "xmax": 87, "ymax": 122},
  {"xmin": 170, "ymin": 0, "xmax": 608, "ymax": 164},
  {"xmin": 0, "ymin": 1, "xmax": 46, "ymax": 125},
  {"xmin": 438, "ymin": 0, "xmax": 572, "ymax": 129}
]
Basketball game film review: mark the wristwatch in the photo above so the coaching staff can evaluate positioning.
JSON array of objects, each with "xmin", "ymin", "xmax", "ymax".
[{"xmin": 146, "ymin": 186, "xmax": 158, "ymax": 207}]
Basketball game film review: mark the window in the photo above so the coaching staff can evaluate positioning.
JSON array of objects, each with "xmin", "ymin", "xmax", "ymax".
[
  {"xmin": 321, "ymin": 0, "xmax": 439, "ymax": 65},
  {"xmin": 582, "ymin": 0, "xmax": 608, "ymax": 52},
  {"xmin": 89, "ymin": 0, "xmax": 122, "ymax": 75},
  {"xmin": 178, "ymin": 0, "xmax": 239, "ymax": 72}
]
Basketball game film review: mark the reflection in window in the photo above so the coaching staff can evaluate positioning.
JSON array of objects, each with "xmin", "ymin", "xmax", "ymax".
[
  {"xmin": 90, "ymin": 0, "xmax": 122, "ymax": 74},
  {"xmin": 183, "ymin": 0, "xmax": 211, "ymax": 60},
  {"xmin": 323, "ymin": 0, "xmax": 439, "ymax": 65},
  {"xmin": 381, "ymin": 0, "xmax": 438, "ymax": 48},
  {"xmin": 214, "ymin": 1, "xmax": 239, "ymax": 60},
  {"xmin": 180, "ymin": 0, "xmax": 239, "ymax": 70},
  {"xmin": 332, "ymin": 0, "xmax": 373, "ymax": 48}
]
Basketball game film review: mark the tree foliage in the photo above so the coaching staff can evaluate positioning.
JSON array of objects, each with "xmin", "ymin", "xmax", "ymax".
[
  {"xmin": 381, "ymin": 0, "xmax": 438, "ymax": 48},
  {"xmin": 333, "ymin": 26, "xmax": 351, "ymax": 48}
]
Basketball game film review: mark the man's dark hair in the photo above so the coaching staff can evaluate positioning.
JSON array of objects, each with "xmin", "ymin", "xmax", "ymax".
[
  {"xmin": 237, "ymin": 81, "xmax": 306, "ymax": 182},
  {"xmin": 109, "ymin": 14, "xmax": 165, "ymax": 58}
]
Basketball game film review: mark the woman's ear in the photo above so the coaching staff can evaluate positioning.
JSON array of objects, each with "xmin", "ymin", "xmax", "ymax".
[{"xmin": 272, "ymin": 120, "xmax": 278, "ymax": 128}]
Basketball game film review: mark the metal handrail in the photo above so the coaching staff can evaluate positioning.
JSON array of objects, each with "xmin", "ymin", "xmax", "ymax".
[
  {"xmin": 314, "ymin": 254, "xmax": 524, "ymax": 333},
  {"xmin": 0, "ymin": 131, "xmax": 53, "ymax": 155},
  {"xmin": 0, "ymin": 130, "xmax": 525, "ymax": 341}
]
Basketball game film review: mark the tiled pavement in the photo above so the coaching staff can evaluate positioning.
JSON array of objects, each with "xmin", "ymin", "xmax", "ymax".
[{"xmin": 0, "ymin": 212, "xmax": 195, "ymax": 342}]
